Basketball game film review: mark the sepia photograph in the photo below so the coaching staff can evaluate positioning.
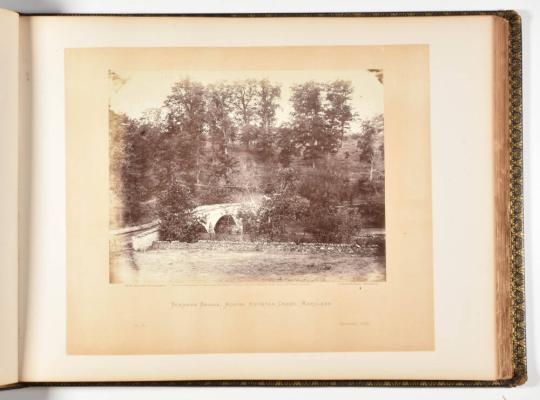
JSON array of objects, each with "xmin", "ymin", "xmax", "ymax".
[{"xmin": 108, "ymin": 69, "xmax": 385, "ymax": 284}]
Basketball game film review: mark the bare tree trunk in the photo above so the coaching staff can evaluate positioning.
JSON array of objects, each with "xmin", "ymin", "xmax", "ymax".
[
  {"xmin": 195, "ymin": 141, "xmax": 200, "ymax": 184},
  {"xmin": 369, "ymin": 156, "xmax": 374, "ymax": 182}
]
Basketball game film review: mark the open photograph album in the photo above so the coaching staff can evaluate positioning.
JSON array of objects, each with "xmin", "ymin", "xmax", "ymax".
[{"xmin": 0, "ymin": 9, "xmax": 525, "ymax": 388}]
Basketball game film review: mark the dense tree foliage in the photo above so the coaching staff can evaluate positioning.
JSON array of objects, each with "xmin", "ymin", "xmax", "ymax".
[
  {"xmin": 109, "ymin": 111, "xmax": 153, "ymax": 226},
  {"xmin": 164, "ymin": 79, "xmax": 207, "ymax": 184},
  {"xmin": 289, "ymin": 80, "xmax": 355, "ymax": 166},
  {"xmin": 109, "ymin": 76, "xmax": 384, "ymax": 242},
  {"xmin": 157, "ymin": 179, "xmax": 205, "ymax": 242}
]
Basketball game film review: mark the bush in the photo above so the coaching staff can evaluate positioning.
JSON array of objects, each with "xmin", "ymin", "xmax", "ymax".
[
  {"xmin": 236, "ymin": 206, "xmax": 259, "ymax": 236},
  {"xmin": 157, "ymin": 180, "xmax": 205, "ymax": 242},
  {"xmin": 357, "ymin": 202, "xmax": 385, "ymax": 228},
  {"xmin": 255, "ymin": 194, "xmax": 309, "ymax": 240},
  {"xmin": 302, "ymin": 206, "xmax": 341, "ymax": 243},
  {"xmin": 301, "ymin": 206, "xmax": 363, "ymax": 244},
  {"xmin": 236, "ymin": 187, "xmax": 309, "ymax": 242}
]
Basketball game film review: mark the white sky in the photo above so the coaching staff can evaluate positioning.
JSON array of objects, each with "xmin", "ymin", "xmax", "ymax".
[{"xmin": 109, "ymin": 69, "xmax": 383, "ymax": 132}]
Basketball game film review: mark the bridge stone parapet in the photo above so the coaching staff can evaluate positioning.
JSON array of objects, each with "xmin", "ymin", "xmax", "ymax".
[
  {"xmin": 110, "ymin": 201, "xmax": 261, "ymax": 252},
  {"xmin": 109, "ymin": 220, "xmax": 160, "ymax": 252},
  {"xmin": 132, "ymin": 226, "xmax": 160, "ymax": 251}
]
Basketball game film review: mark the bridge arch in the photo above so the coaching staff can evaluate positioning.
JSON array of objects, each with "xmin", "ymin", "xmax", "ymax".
[
  {"xmin": 214, "ymin": 214, "xmax": 242, "ymax": 235},
  {"xmin": 192, "ymin": 201, "xmax": 257, "ymax": 235}
]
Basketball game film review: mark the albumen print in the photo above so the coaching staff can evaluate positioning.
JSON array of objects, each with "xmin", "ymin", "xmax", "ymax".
[{"xmin": 108, "ymin": 69, "xmax": 385, "ymax": 284}]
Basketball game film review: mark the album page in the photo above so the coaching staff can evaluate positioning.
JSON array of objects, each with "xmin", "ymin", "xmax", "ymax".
[{"xmin": 20, "ymin": 14, "xmax": 500, "ymax": 381}]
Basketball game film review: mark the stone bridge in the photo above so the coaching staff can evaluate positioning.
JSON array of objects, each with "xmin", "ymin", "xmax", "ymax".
[
  {"xmin": 110, "ymin": 200, "xmax": 261, "ymax": 252},
  {"xmin": 194, "ymin": 201, "xmax": 258, "ymax": 234}
]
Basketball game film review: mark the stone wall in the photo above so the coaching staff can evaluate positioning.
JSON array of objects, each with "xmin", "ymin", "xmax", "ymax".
[{"xmin": 151, "ymin": 234, "xmax": 384, "ymax": 256}]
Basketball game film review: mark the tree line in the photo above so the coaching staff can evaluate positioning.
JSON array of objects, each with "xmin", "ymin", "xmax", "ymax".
[{"xmin": 110, "ymin": 76, "xmax": 384, "ymax": 242}]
